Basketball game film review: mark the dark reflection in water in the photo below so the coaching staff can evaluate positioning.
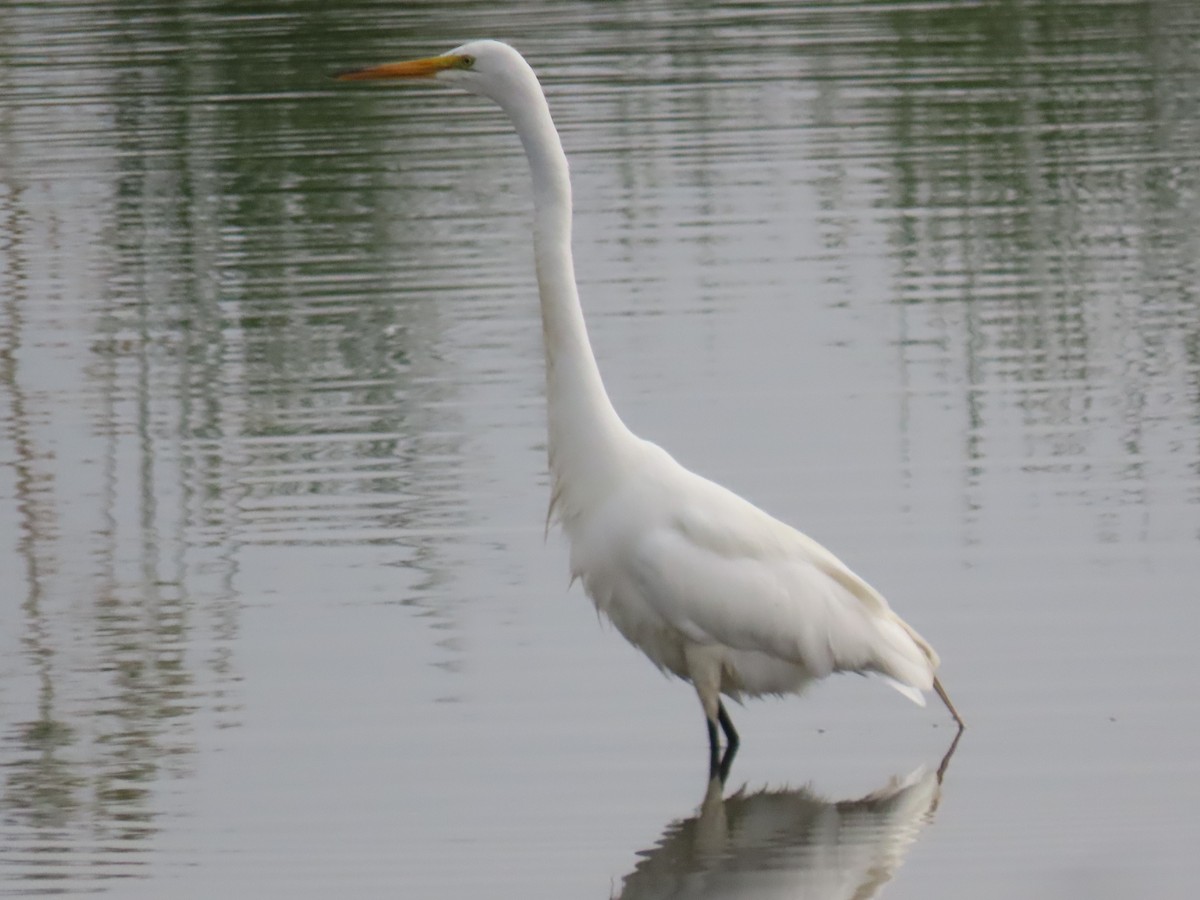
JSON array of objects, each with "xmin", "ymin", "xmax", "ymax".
[
  {"xmin": 617, "ymin": 741, "xmax": 956, "ymax": 900},
  {"xmin": 874, "ymin": 1, "xmax": 1200, "ymax": 549}
]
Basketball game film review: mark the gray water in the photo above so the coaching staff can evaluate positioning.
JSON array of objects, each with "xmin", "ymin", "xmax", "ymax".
[{"xmin": 2, "ymin": 1, "xmax": 1199, "ymax": 897}]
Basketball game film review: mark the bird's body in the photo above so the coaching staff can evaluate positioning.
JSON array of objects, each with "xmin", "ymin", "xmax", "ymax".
[
  {"xmin": 560, "ymin": 437, "xmax": 938, "ymax": 708},
  {"xmin": 339, "ymin": 40, "xmax": 962, "ymax": 773}
]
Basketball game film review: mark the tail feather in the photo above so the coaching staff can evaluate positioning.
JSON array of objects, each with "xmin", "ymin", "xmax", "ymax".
[
  {"xmin": 872, "ymin": 615, "xmax": 936, "ymax": 690},
  {"xmin": 882, "ymin": 676, "xmax": 927, "ymax": 707}
]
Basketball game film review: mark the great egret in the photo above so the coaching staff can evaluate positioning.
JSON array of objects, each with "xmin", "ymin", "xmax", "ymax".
[{"xmin": 338, "ymin": 40, "xmax": 963, "ymax": 776}]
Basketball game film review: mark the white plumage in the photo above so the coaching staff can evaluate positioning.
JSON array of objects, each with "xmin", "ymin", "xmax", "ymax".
[
  {"xmin": 616, "ymin": 764, "xmax": 948, "ymax": 899},
  {"xmin": 338, "ymin": 39, "xmax": 963, "ymax": 774},
  {"xmin": 567, "ymin": 441, "xmax": 937, "ymax": 705}
]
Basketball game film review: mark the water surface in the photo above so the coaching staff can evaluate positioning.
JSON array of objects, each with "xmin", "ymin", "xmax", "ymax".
[{"xmin": 2, "ymin": 1, "xmax": 1199, "ymax": 897}]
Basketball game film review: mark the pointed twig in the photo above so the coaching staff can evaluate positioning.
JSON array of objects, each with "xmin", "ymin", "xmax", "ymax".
[{"xmin": 933, "ymin": 676, "xmax": 965, "ymax": 730}]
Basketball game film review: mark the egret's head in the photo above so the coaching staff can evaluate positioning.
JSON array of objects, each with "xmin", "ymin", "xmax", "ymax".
[{"xmin": 336, "ymin": 40, "xmax": 537, "ymax": 110}]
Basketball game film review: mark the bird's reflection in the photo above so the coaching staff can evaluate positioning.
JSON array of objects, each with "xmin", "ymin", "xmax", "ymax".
[{"xmin": 614, "ymin": 736, "xmax": 958, "ymax": 900}]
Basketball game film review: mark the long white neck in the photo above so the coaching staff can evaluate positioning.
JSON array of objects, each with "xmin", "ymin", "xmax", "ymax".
[{"xmin": 502, "ymin": 79, "xmax": 637, "ymax": 526}]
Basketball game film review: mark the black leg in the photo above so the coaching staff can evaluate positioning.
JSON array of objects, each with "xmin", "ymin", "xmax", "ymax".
[
  {"xmin": 715, "ymin": 744, "xmax": 736, "ymax": 783},
  {"xmin": 706, "ymin": 716, "xmax": 722, "ymax": 777},
  {"xmin": 717, "ymin": 701, "xmax": 739, "ymax": 755},
  {"xmin": 707, "ymin": 702, "xmax": 739, "ymax": 783}
]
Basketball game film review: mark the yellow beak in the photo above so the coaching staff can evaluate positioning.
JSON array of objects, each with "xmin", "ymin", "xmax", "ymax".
[{"xmin": 335, "ymin": 54, "xmax": 468, "ymax": 82}]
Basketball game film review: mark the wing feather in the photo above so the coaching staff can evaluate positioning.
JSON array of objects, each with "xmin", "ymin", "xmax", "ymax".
[{"xmin": 625, "ymin": 474, "xmax": 936, "ymax": 694}]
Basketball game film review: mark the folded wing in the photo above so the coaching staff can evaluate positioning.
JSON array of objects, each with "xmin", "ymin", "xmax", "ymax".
[{"xmin": 627, "ymin": 477, "xmax": 936, "ymax": 699}]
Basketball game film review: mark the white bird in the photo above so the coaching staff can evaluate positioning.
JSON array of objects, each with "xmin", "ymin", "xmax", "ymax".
[{"xmin": 338, "ymin": 40, "xmax": 963, "ymax": 775}]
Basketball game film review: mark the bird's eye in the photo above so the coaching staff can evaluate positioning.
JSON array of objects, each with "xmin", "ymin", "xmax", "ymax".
[{"xmin": 460, "ymin": 55, "xmax": 475, "ymax": 68}]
